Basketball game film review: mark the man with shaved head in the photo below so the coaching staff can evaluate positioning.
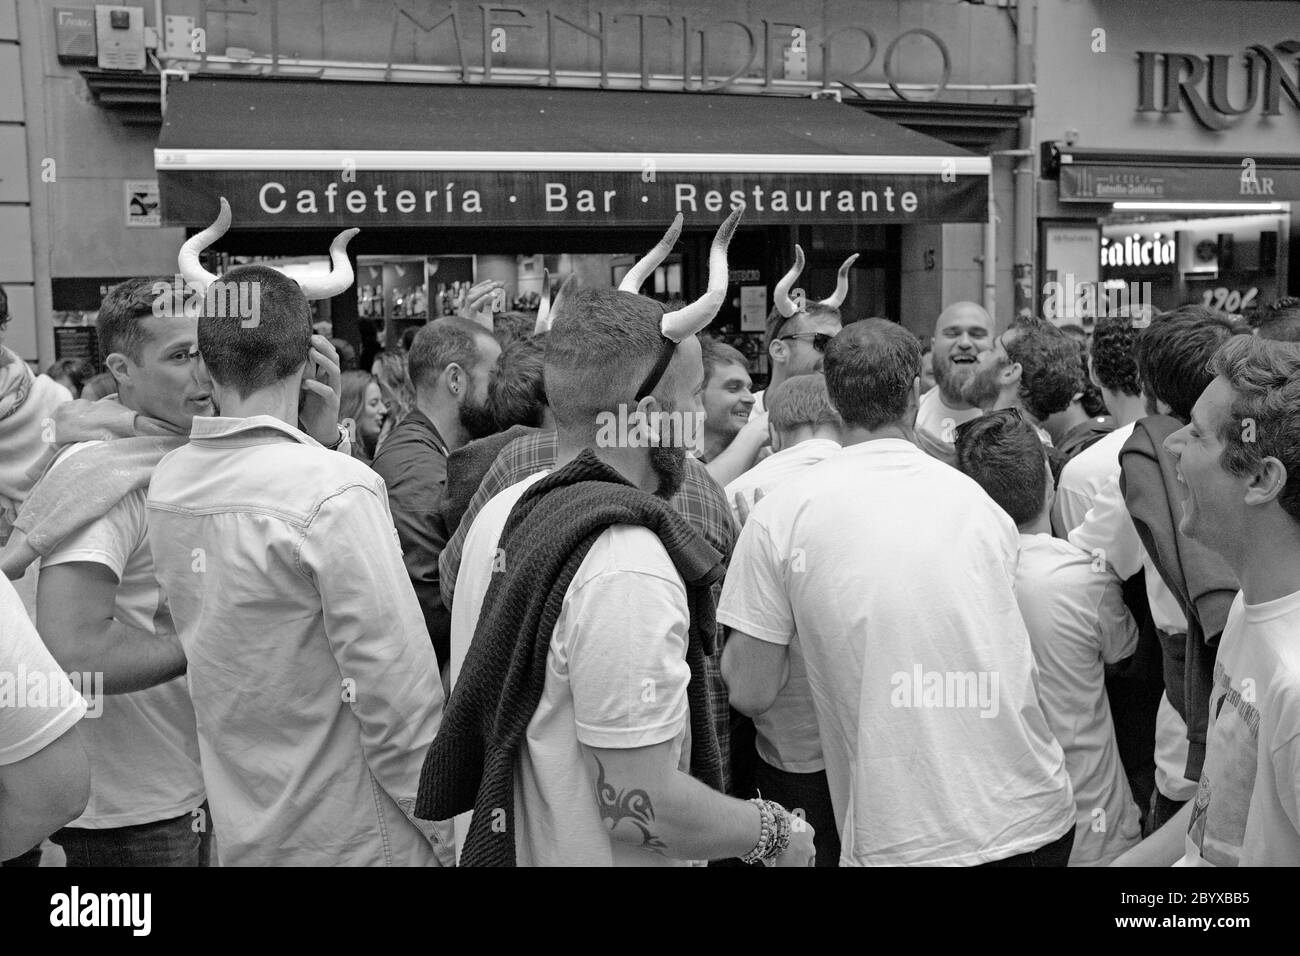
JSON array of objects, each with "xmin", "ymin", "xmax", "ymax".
[{"xmin": 913, "ymin": 301, "xmax": 992, "ymax": 465}]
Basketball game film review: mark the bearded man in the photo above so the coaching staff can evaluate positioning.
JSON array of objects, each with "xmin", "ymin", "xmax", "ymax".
[
  {"xmin": 913, "ymin": 301, "xmax": 992, "ymax": 465},
  {"xmin": 959, "ymin": 317, "xmax": 1081, "ymax": 450},
  {"xmin": 372, "ymin": 318, "xmax": 501, "ymax": 673}
]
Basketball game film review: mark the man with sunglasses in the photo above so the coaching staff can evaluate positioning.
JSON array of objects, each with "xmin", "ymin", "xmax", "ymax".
[{"xmin": 748, "ymin": 303, "xmax": 841, "ymax": 424}]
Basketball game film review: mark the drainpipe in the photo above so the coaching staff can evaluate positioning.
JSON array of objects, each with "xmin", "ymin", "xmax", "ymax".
[
  {"xmin": 1014, "ymin": 0, "xmax": 1038, "ymax": 321},
  {"xmin": 985, "ymin": 179, "xmax": 997, "ymax": 318}
]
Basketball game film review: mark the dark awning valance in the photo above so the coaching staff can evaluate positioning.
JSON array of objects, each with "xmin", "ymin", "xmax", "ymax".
[{"xmin": 156, "ymin": 79, "xmax": 989, "ymax": 228}]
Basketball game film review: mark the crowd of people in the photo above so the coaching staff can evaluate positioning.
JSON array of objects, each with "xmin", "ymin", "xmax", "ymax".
[{"xmin": 2, "ymin": 202, "xmax": 1300, "ymax": 867}]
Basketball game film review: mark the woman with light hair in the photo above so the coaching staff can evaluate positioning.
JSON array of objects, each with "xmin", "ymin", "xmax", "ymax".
[
  {"xmin": 338, "ymin": 370, "xmax": 387, "ymax": 465},
  {"xmin": 370, "ymin": 349, "xmax": 413, "ymax": 451}
]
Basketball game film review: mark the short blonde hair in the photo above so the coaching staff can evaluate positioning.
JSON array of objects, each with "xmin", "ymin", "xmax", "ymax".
[{"xmin": 766, "ymin": 373, "xmax": 841, "ymax": 433}]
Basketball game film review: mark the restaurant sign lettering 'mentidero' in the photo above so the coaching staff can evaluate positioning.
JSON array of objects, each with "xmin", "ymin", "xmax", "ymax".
[
  {"xmin": 152, "ymin": 0, "xmax": 963, "ymax": 100},
  {"xmin": 161, "ymin": 169, "xmax": 987, "ymax": 227}
]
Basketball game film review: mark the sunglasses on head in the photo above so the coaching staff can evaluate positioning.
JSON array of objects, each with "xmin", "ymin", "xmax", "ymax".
[
  {"xmin": 953, "ymin": 406, "xmax": 1025, "ymax": 443},
  {"xmin": 777, "ymin": 331, "xmax": 834, "ymax": 353}
]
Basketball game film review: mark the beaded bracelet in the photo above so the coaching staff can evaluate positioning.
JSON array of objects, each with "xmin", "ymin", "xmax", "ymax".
[
  {"xmin": 768, "ymin": 802, "xmax": 792, "ymax": 862},
  {"xmin": 740, "ymin": 799, "xmax": 773, "ymax": 865},
  {"xmin": 741, "ymin": 798, "xmax": 791, "ymax": 866}
]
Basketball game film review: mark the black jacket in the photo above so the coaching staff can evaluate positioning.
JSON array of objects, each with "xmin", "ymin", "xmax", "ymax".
[{"xmin": 371, "ymin": 410, "xmax": 452, "ymax": 667}]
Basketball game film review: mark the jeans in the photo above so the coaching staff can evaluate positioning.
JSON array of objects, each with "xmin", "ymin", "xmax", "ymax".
[
  {"xmin": 52, "ymin": 803, "xmax": 212, "ymax": 867},
  {"xmin": 753, "ymin": 758, "xmax": 842, "ymax": 867},
  {"xmin": 977, "ymin": 824, "xmax": 1075, "ymax": 867}
]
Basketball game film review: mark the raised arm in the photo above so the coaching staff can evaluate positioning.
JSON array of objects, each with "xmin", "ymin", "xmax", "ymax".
[{"xmin": 706, "ymin": 412, "xmax": 771, "ymax": 487}]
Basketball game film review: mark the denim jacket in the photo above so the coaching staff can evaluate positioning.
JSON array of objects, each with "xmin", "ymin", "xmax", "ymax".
[{"xmin": 146, "ymin": 415, "xmax": 452, "ymax": 866}]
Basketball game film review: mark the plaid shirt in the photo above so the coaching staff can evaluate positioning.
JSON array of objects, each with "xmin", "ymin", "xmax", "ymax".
[{"xmin": 438, "ymin": 429, "xmax": 739, "ymax": 791}]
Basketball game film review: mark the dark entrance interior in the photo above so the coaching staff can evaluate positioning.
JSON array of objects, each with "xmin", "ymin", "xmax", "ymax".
[{"xmin": 203, "ymin": 222, "xmax": 901, "ymax": 383}]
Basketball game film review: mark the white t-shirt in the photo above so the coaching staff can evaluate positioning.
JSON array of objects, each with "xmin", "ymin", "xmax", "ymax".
[
  {"xmin": 724, "ymin": 438, "xmax": 840, "ymax": 773},
  {"xmin": 42, "ymin": 444, "xmax": 204, "ymax": 829},
  {"xmin": 724, "ymin": 437, "xmax": 840, "ymax": 527},
  {"xmin": 450, "ymin": 472, "xmax": 548, "ymax": 692},
  {"xmin": 913, "ymin": 386, "xmax": 981, "ymax": 458},
  {"xmin": 1015, "ymin": 534, "xmax": 1143, "ymax": 866},
  {"xmin": 1180, "ymin": 589, "xmax": 1300, "ymax": 867},
  {"xmin": 717, "ymin": 438, "xmax": 1075, "ymax": 866},
  {"xmin": 454, "ymin": 473, "xmax": 695, "ymax": 867},
  {"xmin": 1067, "ymin": 469, "xmax": 1189, "ymax": 636},
  {"xmin": 1056, "ymin": 422, "xmax": 1136, "ymax": 533},
  {"xmin": 0, "ymin": 573, "xmax": 86, "ymax": 766}
]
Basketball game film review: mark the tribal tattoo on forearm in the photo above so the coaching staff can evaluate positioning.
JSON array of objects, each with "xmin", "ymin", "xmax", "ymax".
[{"xmin": 593, "ymin": 756, "xmax": 667, "ymax": 855}]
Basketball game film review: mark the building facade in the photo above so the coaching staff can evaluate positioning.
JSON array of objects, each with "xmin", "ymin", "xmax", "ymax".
[
  {"xmin": 1035, "ymin": 0, "xmax": 1300, "ymax": 325},
  {"xmin": 7, "ymin": 0, "xmax": 1034, "ymax": 371}
]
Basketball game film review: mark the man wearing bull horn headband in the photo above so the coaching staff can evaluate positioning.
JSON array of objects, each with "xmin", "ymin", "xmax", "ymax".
[
  {"xmin": 146, "ymin": 199, "xmax": 452, "ymax": 866},
  {"xmin": 749, "ymin": 245, "xmax": 857, "ymax": 424},
  {"xmin": 417, "ymin": 205, "xmax": 815, "ymax": 867},
  {"xmin": 0, "ymin": 193, "xmax": 362, "ymax": 864}
]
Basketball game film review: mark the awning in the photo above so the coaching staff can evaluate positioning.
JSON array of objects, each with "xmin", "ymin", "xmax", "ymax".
[
  {"xmin": 156, "ymin": 79, "xmax": 989, "ymax": 229},
  {"xmin": 1049, "ymin": 146, "xmax": 1300, "ymax": 203}
]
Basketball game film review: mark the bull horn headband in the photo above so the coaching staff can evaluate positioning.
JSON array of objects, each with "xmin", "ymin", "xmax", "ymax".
[
  {"xmin": 533, "ymin": 269, "xmax": 553, "ymax": 334},
  {"xmin": 536, "ymin": 272, "xmax": 580, "ymax": 334},
  {"xmin": 773, "ymin": 245, "xmax": 860, "ymax": 318},
  {"xmin": 619, "ymin": 214, "xmax": 684, "ymax": 295},
  {"xmin": 178, "ymin": 197, "xmax": 360, "ymax": 300},
  {"xmin": 633, "ymin": 204, "xmax": 745, "ymax": 401}
]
